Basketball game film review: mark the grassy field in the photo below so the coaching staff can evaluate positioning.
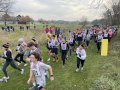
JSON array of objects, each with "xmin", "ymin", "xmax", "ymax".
[{"xmin": 0, "ymin": 24, "xmax": 119, "ymax": 90}]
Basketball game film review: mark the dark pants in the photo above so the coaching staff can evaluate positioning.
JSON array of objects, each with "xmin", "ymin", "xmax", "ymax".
[
  {"xmin": 103, "ymin": 37, "xmax": 108, "ymax": 39},
  {"xmin": 77, "ymin": 57, "xmax": 85, "ymax": 68},
  {"xmin": 2, "ymin": 61, "xmax": 21, "ymax": 77},
  {"xmin": 14, "ymin": 53, "xmax": 26, "ymax": 63},
  {"xmin": 78, "ymin": 41, "xmax": 82, "ymax": 46},
  {"xmin": 97, "ymin": 42, "xmax": 101, "ymax": 52},
  {"xmin": 69, "ymin": 43, "xmax": 74, "ymax": 56},
  {"xmin": 108, "ymin": 37, "xmax": 111, "ymax": 42},
  {"xmin": 61, "ymin": 50, "xmax": 67, "ymax": 65},
  {"xmin": 86, "ymin": 41, "xmax": 90, "ymax": 46},
  {"xmin": 34, "ymin": 84, "xmax": 43, "ymax": 90}
]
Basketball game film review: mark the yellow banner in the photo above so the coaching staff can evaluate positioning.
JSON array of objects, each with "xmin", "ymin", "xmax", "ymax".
[{"xmin": 101, "ymin": 39, "xmax": 108, "ymax": 56}]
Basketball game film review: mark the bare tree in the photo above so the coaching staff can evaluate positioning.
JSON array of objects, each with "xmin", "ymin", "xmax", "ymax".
[
  {"xmin": 90, "ymin": 0, "xmax": 120, "ymax": 26},
  {"xmin": 0, "ymin": 0, "xmax": 14, "ymax": 26},
  {"xmin": 0, "ymin": 0, "xmax": 14, "ymax": 12},
  {"xmin": 80, "ymin": 16, "xmax": 88, "ymax": 28}
]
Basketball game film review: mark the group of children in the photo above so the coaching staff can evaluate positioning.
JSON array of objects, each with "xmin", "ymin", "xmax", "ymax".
[
  {"xmin": 0, "ymin": 37, "xmax": 54, "ymax": 90},
  {"xmin": 0, "ymin": 25, "xmax": 118, "ymax": 90},
  {"xmin": 45, "ymin": 25, "xmax": 118, "ymax": 69}
]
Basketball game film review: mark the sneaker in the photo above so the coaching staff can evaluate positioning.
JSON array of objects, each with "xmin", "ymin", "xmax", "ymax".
[
  {"xmin": 3, "ymin": 76, "xmax": 9, "ymax": 80},
  {"xmin": 17, "ymin": 62, "xmax": 21, "ymax": 66},
  {"xmin": 24, "ymin": 63, "xmax": 28, "ymax": 67},
  {"xmin": 76, "ymin": 68, "xmax": 80, "ymax": 72},
  {"xmin": 62, "ymin": 65, "xmax": 65, "ymax": 68},
  {"xmin": 81, "ymin": 67, "xmax": 83, "ymax": 70},
  {"xmin": 3, "ymin": 76, "xmax": 9, "ymax": 82},
  {"xmin": 21, "ymin": 69, "xmax": 24, "ymax": 74},
  {"xmin": 47, "ymin": 58, "xmax": 51, "ymax": 61},
  {"xmin": 6, "ymin": 76, "xmax": 9, "ymax": 80},
  {"xmin": 0, "ymin": 78, "xmax": 4, "ymax": 82}
]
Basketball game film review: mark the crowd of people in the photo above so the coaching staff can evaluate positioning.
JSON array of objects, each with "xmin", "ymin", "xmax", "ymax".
[
  {"xmin": 1, "ymin": 26, "xmax": 15, "ymax": 32},
  {"xmin": 0, "ymin": 24, "xmax": 118, "ymax": 90},
  {"xmin": 1, "ymin": 24, "xmax": 37, "ymax": 32}
]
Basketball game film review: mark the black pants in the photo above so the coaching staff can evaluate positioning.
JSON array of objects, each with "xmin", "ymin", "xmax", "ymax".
[
  {"xmin": 97, "ymin": 42, "xmax": 101, "ymax": 52},
  {"xmin": 86, "ymin": 41, "xmax": 90, "ymax": 46},
  {"xmin": 34, "ymin": 84, "xmax": 43, "ymax": 90},
  {"xmin": 14, "ymin": 53, "xmax": 26, "ymax": 63},
  {"xmin": 77, "ymin": 57, "xmax": 85, "ymax": 68},
  {"xmin": 61, "ymin": 50, "xmax": 67, "ymax": 65},
  {"xmin": 108, "ymin": 37, "xmax": 111, "ymax": 42},
  {"xmin": 2, "ymin": 61, "xmax": 21, "ymax": 77},
  {"xmin": 78, "ymin": 40, "xmax": 82, "ymax": 46}
]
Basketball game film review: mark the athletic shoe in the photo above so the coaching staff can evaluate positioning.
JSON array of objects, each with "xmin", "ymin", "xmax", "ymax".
[
  {"xmin": 76, "ymin": 68, "xmax": 80, "ymax": 72},
  {"xmin": 62, "ymin": 65, "xmax": 65, "ymax": 68},
  {"xmin": 17, "ymin": 62, "xmax": 21, "ymax": 66},
  {"xmin": 21, "ymin": 69, "xmax": 24, "ymax": 74},
  {"xmin": 81, "ymin": 67, "xmax": 83, "ymax": 70},
  {"xmin": 24, "ymin": 63, "xmax": 28, "ymax": 67},
  {"xmin": 3, "ymin": 76, "xmax": 9, "ymax": 82},
  {"xmin": 0, "ymin": 78, "xmax": 4, "ymax": 82},
  {"xmin": 47, "ymin": 58, "xmax": 51, "ymax": 61}
]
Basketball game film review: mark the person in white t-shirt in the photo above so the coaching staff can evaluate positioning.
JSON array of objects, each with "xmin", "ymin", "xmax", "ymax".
[
  {"xmin": 27, "ymin": 52, "xmax": 54, "ymax": 90},
  {"xmin": 76, "ymin": 44, "xmax": 86, "ymax": 72}
]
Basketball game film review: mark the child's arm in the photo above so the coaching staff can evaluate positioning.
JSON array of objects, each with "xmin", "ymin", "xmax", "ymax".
[
  {"xmin": 48, "ymin": 66, "xmax": 54, "ymax": 81},
  {"xmin": 27, "ymin": 70, "xmax": 34, "ymax": 84}
]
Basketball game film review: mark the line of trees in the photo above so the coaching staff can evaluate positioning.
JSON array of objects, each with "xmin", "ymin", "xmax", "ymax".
[
  {"xmin": 91, "ymin": 0, "xmax": 120, "ymax": 26},
  {"xmin": 0, "ymin": 0, "xmax": 33, "ymax": 25}
]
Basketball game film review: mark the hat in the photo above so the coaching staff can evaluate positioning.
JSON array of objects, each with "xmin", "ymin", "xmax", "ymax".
[{"xmin": 2, "ymin": 44, "xmax": 9, "ymax": 48}]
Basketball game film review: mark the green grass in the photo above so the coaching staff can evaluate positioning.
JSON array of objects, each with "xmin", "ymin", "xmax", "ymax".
[{"xmin": 0, "ymin": 24, "xmax": 119, "ymax": 90}]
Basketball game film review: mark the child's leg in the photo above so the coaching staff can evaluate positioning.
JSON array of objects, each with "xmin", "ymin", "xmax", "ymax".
[
  {"xmin": 81, "ymin": 60, "xmax": 85, "ymax": 68},
  {"xmin": 69, "ymin": 46, "xmax": 72, "ymax": 56},
  {"xmin": 77, "ymin": 58, "xmax": 80, "ymax": 69},
  {"xmin": 10, "ymin": 61, "xmax": 21, "ymax": 71},
  {"xmin": 20, "ymin": 54, "xmax": 26, "ymax": 63},
  {"xmin": 14, "ymin": 54, "xmax": 21, "ymax": 63},
  {"xmin": 2, "ymin": 62, "xmax": 9, "ymax": 77}
]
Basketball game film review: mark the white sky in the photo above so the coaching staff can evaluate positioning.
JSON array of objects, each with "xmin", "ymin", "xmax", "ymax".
[{"xmin": 12, "ymin": 0, "xmax": 107, "ymax": 21}]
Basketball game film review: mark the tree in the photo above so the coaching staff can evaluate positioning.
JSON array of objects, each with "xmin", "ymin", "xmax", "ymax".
[
  {"xmin": 0, "ymin": 0, "xmax": 14, "ymax": 26},
  {"xmin": 38, "ymin": 18, "xmax": 45, "ymax": 24},
  {"xmin": 17, "ymin": 15, "xmax": 33, "ymax": 24},
  {"xmin": 80, "ymin": 16, "xmax": 88, "ymax": 28},
  {"xmin": 2, "ymin": 12, "xmax": 11, "ymax": 26},
  {"xmin": 0, "ymin": 0, "xmax": 14, "ymax": 12},
  {"xmin": 90, "ymin": 0, "xmax": 120, "ymax": 26}
]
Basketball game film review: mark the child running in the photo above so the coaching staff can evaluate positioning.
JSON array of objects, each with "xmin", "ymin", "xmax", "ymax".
[
  {"xmin": 76, "ymin": 44, "xmax": 86, "ymax": 72},
  {"xmin": 14, "ymin": 43, "xmax": 27, "ymax": 66},
  {"xmin": 27, "ymin": 52, "xmax": 54, "ymax": 90},
  {"xmin": 60, "ymin": 39, "xmax": 69, "ymax": 68},
  {"xmin": 0, "ymin": 43, "xmax": 24, "ymax": 82}
]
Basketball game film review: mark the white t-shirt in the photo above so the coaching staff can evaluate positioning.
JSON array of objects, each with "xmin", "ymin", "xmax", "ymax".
[
  {"xmin": 76, "ymin": 48, "xmax": 86, "ymax": 60},
  {"xmin": 97, "ymin": 35, "xmax": 103, "ymax": 42},
  {"xmin": 30, "ymin": 61, "xmax": 50, "ymax": 87},
  {"xmin": 61, "ymin": 43, "xmax": 67, "ymax": 50}
]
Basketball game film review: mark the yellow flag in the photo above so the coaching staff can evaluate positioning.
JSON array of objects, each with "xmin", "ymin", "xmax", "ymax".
[{"xmin": 101, "ymin": 39, "xmax": 108, "ymax": 56}]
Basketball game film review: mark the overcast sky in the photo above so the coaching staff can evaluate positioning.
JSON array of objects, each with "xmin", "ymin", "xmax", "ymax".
[{"xmin": 12, "ymin": 0, "xmax": 107, "ymax": 21}]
